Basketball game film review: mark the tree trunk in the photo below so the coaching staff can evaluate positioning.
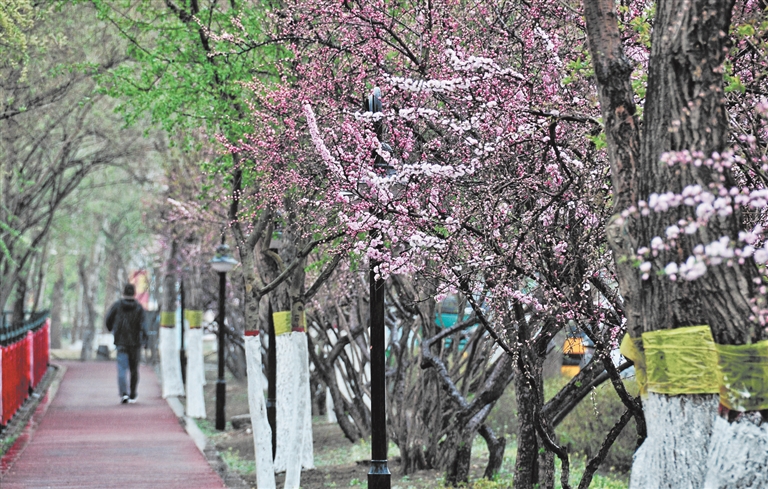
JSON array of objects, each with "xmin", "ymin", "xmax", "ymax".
[
  {"xmin": 12, "ymin": 274, "xmax": 27, "ymax": 328},
  {"xmin": 103, "ymin": 248, "xmax": 121, "ymax": 333},
  {"xmin": 583, "ymin": 0, "xmax": 766, "ymax": 485},
  {"xmin": 629, "ymin": 393, "xmax": 717, "ymax": 488},
  {"xmin": 512, "ymin": 337, "xmax": 551, "ymax": 489},
  {"xmin": 49, "ymin": 266, "xmax": 65, "ymax": 349},
  {"xmin": 79, "ymin": 258, "xmax": 97, "ymax": 362},
  {"xmin": 72, "ymin": 284, "xmax": 82, "ymax": 343},
  {"xmin": 160, "ymin": 240, "xmax": 184, "ymax": 398},
  {"xmin": 184, "ymin": 261, "xmax": 207, "ymax": 418}
]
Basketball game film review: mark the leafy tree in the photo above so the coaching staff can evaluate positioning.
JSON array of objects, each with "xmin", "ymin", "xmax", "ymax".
[
  {"xmin": 0, "ymin": 0, "xmax": 35, "ymax": 74},
  {"xmin": 0, "ymin": 2, "xmax": 148, "ymax": 311}
]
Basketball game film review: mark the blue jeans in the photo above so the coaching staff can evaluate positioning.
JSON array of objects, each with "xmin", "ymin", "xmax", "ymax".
[{"xmin": 117, "ymin": 345, "xmax": 141, "ymax": 399}]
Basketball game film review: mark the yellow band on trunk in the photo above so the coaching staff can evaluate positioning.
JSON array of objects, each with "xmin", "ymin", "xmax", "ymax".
[
  {"xmin": 160, "ymin": 311, "xmax": 175, "ymax": 328},
  {"xmin": 273, "ymin": 311, "xmax": 291, "ymax": 336},
  {"xmin": 185, "ymin": 310, "xmax": 203, "ymax": 328},
  {"xmin": 716, "ymin": 340, "xmax": 768, "ymax": 411}
]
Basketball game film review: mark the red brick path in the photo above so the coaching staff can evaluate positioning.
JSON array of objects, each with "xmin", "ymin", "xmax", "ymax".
[{"xmin": 1, "ymin": 361, "xmax": 225, "ymax": 488}]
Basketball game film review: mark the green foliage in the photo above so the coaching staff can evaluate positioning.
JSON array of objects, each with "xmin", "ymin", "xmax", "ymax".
[
  {"xmin": 561, "ymin": 54, "xmax": 593, "ymax": 85},
  {"xmin": 586, "ymin": 132, "xmax": 607, "ymax": 150},
  {"xmin": 0, "ymin": 0, "xmax": 35, "ymax": 72},
  {"xmin": 626, "ymin": 5, "xmax": 654, "ymax": 48},
  {"xmin": 86, "ymin": 0, "xmax": 285, "ymax": 147}
]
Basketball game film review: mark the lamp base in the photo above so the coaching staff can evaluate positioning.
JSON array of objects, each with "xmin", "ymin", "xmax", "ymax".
[
  {"xmin": 215, "ymin": 379, "xmax": 226, "ymax": 430},
  {"xmin": 368, "ymin": 460, "xmax": 390, "ymax": 489}
]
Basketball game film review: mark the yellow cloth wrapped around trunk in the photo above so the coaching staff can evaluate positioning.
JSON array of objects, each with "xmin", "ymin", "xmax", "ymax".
[
  {"xmin": 716, "ymin": 340, "xmax": 768, "ymax": 411},
  {"xmin": 620, "ymin": 325, "xmax": 719, "ymax": 396},
  {"xmin": 272, "ymin": 311, "xmax": 292, "ymax": 336}
]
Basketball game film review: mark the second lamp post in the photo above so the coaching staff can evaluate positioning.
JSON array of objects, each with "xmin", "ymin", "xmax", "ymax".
[
  {"xmin": 366, "ymin": 87, "xmax": 392, "ymax": 489},
  {"xmin": 210, "ymin": 240, "xmax": 239, "ymax": 431}
]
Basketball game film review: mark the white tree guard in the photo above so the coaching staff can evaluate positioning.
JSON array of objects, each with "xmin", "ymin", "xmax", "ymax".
[
  {"xmin": 273, "ymin": 332, "xmax": 315, "ymax": 478},
  {"xmin": 629, "ymin": 393, "xmax": 718, "ymax": 489},
  {"xmin": 274, "ymin": 334, "xmax": 297, "ymax": 473},
  {"xmin": 703, "ymin": 416, "xmax": 768, "ymax": 488},
  {"xmin": 245, "ymin": 336, "xmax": 276, "ymax": 489},
  {"xmin": 185, "ymin": 328, "xmax": 206, "ymax": 418},
  {"xmin": 160, "ymin": 326, "xmax": 185, "ymax": 398},
  {"xmin": 326, "ymin": 387, "xmax": 337, "ymax": 423},
  {"xmin": 296, "ymin": 333, "xmax": 315, "ymax": 470}
]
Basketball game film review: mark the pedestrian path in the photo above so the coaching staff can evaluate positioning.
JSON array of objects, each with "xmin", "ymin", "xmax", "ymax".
[{"xmin": 1, "ymin": 361, "xmax": 225, "ymax": 488}]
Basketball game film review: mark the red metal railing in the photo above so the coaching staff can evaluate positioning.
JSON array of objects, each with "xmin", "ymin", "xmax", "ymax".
[{"xmin": 1, "ymin": 318, "xmax": 50, "ymax": 427}]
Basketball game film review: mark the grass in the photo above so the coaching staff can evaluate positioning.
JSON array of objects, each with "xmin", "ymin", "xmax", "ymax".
[
  {"xmin": 313, "ymin": 437, "xmax": 373, "ymax": 467},
  {"xmin": 194, "ymin": 417, "xmax": 223, "ymax": 438},
  {"xmin": 221, "ymin": 447, "xmax": 256, "ymax": 474},
  {"xmin": 0, "ymin": 433, "xmax": 21, "ymax": 457},
  {"xmin": 209, "ymin": 422, "xmax": 629, "ymax": 488}
]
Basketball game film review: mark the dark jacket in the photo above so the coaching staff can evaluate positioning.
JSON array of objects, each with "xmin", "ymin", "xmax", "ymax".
[{"xmin": 105, "ymin": 298, "xmax": 147, "ymax": 347}]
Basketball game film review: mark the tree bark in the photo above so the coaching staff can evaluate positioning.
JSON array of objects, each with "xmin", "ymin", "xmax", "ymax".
[
  {"xmin": 78, "ymin": 258, "xmax": 97, "ymax": 362},
  {"xmin": 49, "ymin": 266, "xmax": 65, "ymax": 349},
  {"xmin": 12, "ymin": 273, "xmax": 27, "ymax": 328},
  {"xmin": 160, "ymin": 240, "xmax": 184, "ymax": 398},
  {"xmin": 584, "ymin": 0, "xmax": 765, "ymax": 485}
]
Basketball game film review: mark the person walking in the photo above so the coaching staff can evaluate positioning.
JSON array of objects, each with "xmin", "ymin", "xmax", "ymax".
[{"xmin": 106, "ymin": 283, "xmax": 148, "ymax": 404}]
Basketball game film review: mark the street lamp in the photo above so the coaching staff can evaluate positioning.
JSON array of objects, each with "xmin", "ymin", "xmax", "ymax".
[
  {"xmin": 179, "ymin": 278, "xmax": 187, "ymax": 386},
  {"xmin": 210, "ymin": 239, "xmax": 239, "ymax": 431},
  {"xmin": 366, "ymin": 86, "xmax": 391, "ymax": 489}
]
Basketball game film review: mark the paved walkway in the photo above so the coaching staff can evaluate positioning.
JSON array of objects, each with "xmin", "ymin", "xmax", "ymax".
[{"xmin": 1, "ymin": 361, "xmax": 225, "ymax": 488}]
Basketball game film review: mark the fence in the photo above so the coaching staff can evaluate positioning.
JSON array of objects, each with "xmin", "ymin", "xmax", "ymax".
[{"xmin": 1, "ymin": 311, "xmax": 50, "ymax": 427}]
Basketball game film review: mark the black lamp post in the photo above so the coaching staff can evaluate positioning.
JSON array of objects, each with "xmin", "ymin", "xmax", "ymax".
[
  {"xmin": 267, "ymin": 301, "xmax": 277, "ymax": 459},
  {"xmin": 266, "ymin": 225, "xmax": 283, "ymax": 459},
  {"xmin": 366, "ymin": 86, "xmax": 391, "ymax": 489},
  {"xmin": 179, "ymin": 278, "xmax": 187, "ymax": 386},
  {"xmin": 210, "ymin": 239, "xmax": 239, "ymax": 431}
]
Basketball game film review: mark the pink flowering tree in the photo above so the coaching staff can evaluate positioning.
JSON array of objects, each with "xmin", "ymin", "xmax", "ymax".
[{"xmin": 223, "ymin": 0, "xmax": 649, "ymax": 485}]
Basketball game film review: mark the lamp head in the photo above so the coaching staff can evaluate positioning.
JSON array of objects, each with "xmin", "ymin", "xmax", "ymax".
[{"xmin": 209, "ymin": 243, "xmax": 239, "ymax": 273}]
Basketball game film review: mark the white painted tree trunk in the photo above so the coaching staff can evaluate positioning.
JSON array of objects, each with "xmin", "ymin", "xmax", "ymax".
[
  {"xmin": 185, "ymin": 328, "xmax": 206, "ymax": 418},
  {"xmin": 296, "ymin": 333, "xmax": 315, "ymax": 470},
  {"xmin": 273, "ymin": 332, "xmax": 315, "ymax": 479},
  {"xmin": 283, "ymin": 333, "xmax": 313, "ymax": 488},
  {"xmin": 160, "ymin": 326, "xmax": 185, "ymax": 398},
  {"xmin": 245, "ymin": 336, "xmax": 276, "ymax": 489},
  {"xmin": 703, "ymin": 416, "xmax": 768, "ymax": 488},
  {"xmin": 273, "ymin": 333, "xmax": 295, "ymax": 474},
  {"xmin": 629, "ymin": 393, "xmax": 718, "ymax": 489},
  {"xmin": 326, "ymin": 387, "xmax": 337, "ymax": 423}
]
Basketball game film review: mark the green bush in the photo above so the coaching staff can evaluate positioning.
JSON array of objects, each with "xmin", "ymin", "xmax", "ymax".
[{"xmin": 556, "ymin": 380, "xmax": 639, "ymax": 473}]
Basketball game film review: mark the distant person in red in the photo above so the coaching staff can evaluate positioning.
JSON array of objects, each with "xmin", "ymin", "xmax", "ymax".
[{"xmin": 105, "ymin": 283, "xmax": 148, "ymax": 404}]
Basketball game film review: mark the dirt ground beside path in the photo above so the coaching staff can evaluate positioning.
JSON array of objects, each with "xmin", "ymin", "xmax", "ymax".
[{"xmin": 200, "ymin": 363, "xmax": 444, "ymax": 489}]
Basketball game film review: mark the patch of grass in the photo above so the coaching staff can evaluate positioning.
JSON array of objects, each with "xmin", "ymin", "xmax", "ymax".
[
  {"xmin": 194, "ymin": 418, "xmax": 220, "ymax": 438},
  {"xmin": 0, "ymin": 433, "xmax": 21, "ymax": 457},
  {"xmin": 221, "ymin": 447, "xmax": 256, "ymax": 475},
  {"xmin": 314, "ymin": 437, "xmax": 372, "ymax": 466},
  {"xmin": 462, "ymin": 436, "xmax": 627, "ymax": 489},
  {"xmin": 314, "ymin": 436, "xmax": 400, "ymax": 468}
]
